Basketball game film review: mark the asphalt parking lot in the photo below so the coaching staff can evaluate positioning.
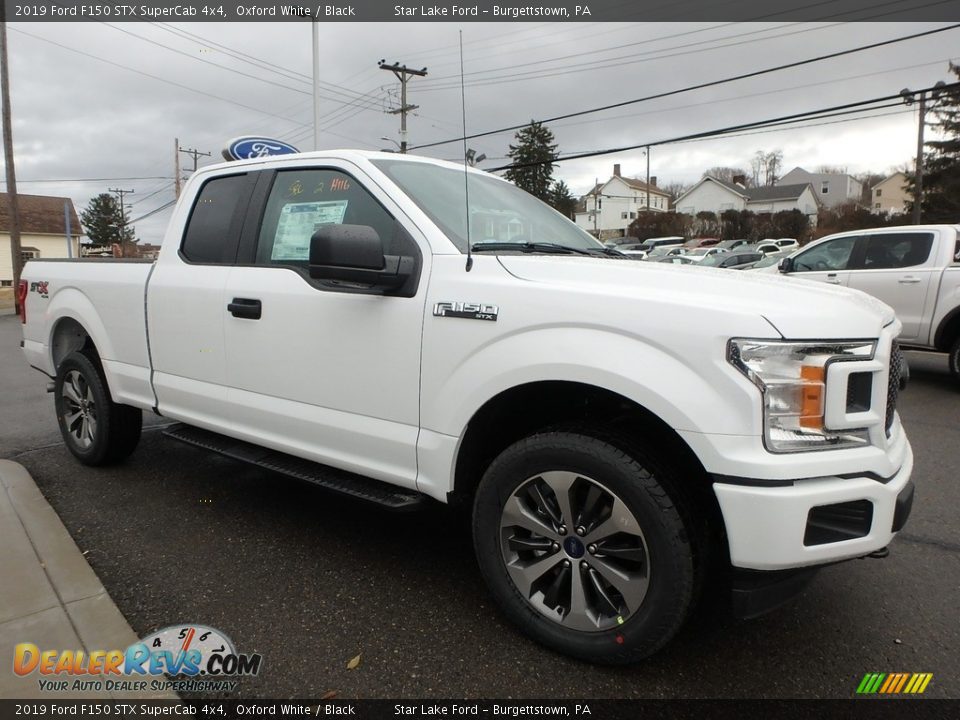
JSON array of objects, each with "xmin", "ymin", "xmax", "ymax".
[{"xmin": 2, "ymin": 314, "xmax": 958, "ymax": 699}]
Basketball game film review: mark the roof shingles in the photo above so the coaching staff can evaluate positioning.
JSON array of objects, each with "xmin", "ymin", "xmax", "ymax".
[{"xmin": 0, "ymin": 194, "xmax": 81, "ymax": 235}]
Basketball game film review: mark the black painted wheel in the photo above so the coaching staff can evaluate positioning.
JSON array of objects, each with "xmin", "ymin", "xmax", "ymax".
[
  {"xmin": 54, "ymin": 351, "xmax": 142, "ymax": 466},
  {"xmin": 473, "ymin": 431, "xmax": 697, "ymax": 664}
]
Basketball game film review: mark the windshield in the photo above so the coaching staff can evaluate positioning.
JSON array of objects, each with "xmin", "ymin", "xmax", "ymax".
[{"xmin": 371, "ymin": 159, "xmax": 604, "ymax": 254}]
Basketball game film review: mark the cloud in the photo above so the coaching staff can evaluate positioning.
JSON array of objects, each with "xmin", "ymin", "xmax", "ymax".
[{"xmin": 3, "ymin": 20, "xmax": 956, "ymax": 242}]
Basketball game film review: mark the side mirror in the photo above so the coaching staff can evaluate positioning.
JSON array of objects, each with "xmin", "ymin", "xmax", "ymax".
[
  {"xmin": 778, "ymin": 257, "xmax": 794, "ymax": 274},
  {"xmin": 309, "ymin": 224, "xmax": 414, "ymax": 290}
]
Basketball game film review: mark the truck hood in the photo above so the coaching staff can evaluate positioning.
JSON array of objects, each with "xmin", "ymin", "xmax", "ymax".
[{"xmin": 496, "ymin": 256, "xmax": 896, "ymax": 339}]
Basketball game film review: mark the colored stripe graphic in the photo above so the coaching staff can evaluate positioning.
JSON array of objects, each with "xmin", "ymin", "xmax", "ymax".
[{"xmin": 856, "ymin": 672, "xmax": 932, "ymax": 694}]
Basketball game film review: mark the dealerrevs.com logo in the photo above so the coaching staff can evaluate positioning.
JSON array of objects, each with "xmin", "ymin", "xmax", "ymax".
[{"xmin": 14, "ymin": 624, "xmax": 262, "ymax": 694}]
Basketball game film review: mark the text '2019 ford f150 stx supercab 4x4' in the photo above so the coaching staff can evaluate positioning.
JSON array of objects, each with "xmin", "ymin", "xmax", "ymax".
[{"xmin": 20, "ymin": 151, "xmax": 914, "ymax": 664}]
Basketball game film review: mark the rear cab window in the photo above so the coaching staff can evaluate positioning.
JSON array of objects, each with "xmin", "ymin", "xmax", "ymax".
[{"xmin": 181, "ymin": 174, "xmax": 253, "ymax": 264}]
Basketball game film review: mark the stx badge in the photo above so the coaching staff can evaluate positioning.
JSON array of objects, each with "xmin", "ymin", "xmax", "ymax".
[
  {"xmin": 30, "ymin": 281, "xmax": 49, "ymax": 298},
  {"xmin": 433, "ymin": 302, "xmax": 499, "ymax": 321}
]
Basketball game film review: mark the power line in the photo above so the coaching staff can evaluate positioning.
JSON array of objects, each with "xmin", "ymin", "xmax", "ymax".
[
  {"xmin": 1, "ymin": 176, "xmax": 173, "ymax": 185},
  {"xmin": 8, "ymin": 27, "xmax": 318, "ymax": 125},
  {"xmin": 412, "ymin": 23, "xmax": 960, "ymax": 151},
  {"xmin": 488, "ymin": 82, "xmax": 959, "ymax": 172}
]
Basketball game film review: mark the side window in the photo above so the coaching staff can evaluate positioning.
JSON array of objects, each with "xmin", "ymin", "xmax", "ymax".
[
  {"xmin": 859, "ymin": 233, "xmax": 934, "ymax": 270},
  {"xmin": 793, "ymin": 236, "xmax": 856, "ymax": 272},
  {"xmin": 182, "ymin": 174, "xmax": 249, "ymax": 263},
  {"xmin": 255, "ymin": 169, "xmax": 403, "ymax": 266}
]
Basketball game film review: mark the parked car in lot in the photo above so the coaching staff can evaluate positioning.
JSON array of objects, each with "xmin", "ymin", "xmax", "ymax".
[
  {"xmin": 684, "ymin": 247, "xmax": 729, "ymax": 263},
  {"xmin": 636, "ymin": 235, "xmax": 686, "ymax": 252},
  {"xmin": 18, "ymin": 150, "xmax": 915, "ymax": 664},
  {"xmin": 774, "ymin": 238, "xmax": 800, "ymax": 251},
  {"xmin": 742, "ymin": 250, "xmax": 792, "ymax": 271},
  {"xmin": 773, "ymin": 224, "xmax": 960, "ymax": 383},
  {"xmin": 644, "ymin": 246, "xmax": 688, "ymax": 260},
  {"xmin": 695, "ymin": 238, "xmax": 722, "ymax": 247},
  {"xmin": 699, "ymin": 249, "xmax": 764, "ymax": 269},
  {"xmin": 752, "ymin": 242, "xmax": 784, "ymax": 256},
  {"xmin": 654, "ymin": 255, "xmax": 695, "ymax": 265},
  {"xmin": 717, "ymin": 239, "xmax": 751, "ymax": 251}
]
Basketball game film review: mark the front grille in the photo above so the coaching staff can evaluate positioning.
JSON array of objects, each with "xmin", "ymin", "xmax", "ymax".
[{"xmin": 886, "ymin": 341, "xmax": 901, "ymax": 437}]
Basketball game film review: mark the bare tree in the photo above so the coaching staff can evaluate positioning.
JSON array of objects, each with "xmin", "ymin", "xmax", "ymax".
[
  {"xmin": 750, "ymin": 151, "xmax": 766, "ymax": 186},
  {"xmin": 817, "ymin": 164, "xmax": 849, "ymax": 175},
  {"xmin": 764, "ymin": 150, "xmax": 784, "ymax": 186}
]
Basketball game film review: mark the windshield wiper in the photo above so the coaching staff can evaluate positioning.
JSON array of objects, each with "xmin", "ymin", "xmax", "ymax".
[{"xmin": 471, "ymin": 241, "xmax": 597, "ymax": 256}]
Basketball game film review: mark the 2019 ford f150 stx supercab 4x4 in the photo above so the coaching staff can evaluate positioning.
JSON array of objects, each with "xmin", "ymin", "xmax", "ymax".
[{"xmin": 19, "ymin": 151, "xmax": 914, "ymax": 664}]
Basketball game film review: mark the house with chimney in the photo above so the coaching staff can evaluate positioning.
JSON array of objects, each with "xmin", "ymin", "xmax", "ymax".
[
  {"xmin": 675, "ymin": 175, "xmax": 820, "ymax": 225},
  {"xmin": 0, "ymin": 194, "xmax": 81, "ymax": 287},
  {"xmin": 574, "ymin": 163, "xmax": 671, "ymax": 239}
]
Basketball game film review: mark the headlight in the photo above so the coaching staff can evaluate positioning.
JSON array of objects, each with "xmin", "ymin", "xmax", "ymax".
[{"xmin": 728, "ymin": 339, "xmax": 875, "ymax": 453}]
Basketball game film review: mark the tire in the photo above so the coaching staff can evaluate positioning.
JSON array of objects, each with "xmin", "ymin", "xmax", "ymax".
[
  {"xmin": 54, "ymin": 350, "xmax": 142, "ymax": 466},
  {"xmin": 949, "ymin": 337, "xmax": 960, "ymax": 385},
  {"xmin": 472, "ymin": 431, "xmax": 697, "ymax": 664}
]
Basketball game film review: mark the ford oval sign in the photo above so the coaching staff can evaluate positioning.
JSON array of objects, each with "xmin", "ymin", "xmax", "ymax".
[{"xmin": 222, "ymin": 136, "xmax": 300, "ymax": 162}]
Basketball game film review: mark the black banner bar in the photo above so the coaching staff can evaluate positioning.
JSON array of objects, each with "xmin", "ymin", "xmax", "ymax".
[
  {"xmin": 0, "ymin": 700, "xmax": 958, "ymax": 720},
  {"xmin": 3, "ymin": 0, "xmax": 960, "ymax": 22}
]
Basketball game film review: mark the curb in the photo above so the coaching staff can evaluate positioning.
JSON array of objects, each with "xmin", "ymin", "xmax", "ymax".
[{"xmin": 0, "ymin": 459, "xmax": 178, "ymax": 700}]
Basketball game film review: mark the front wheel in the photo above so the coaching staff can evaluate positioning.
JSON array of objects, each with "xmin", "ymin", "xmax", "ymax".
[
  {"xmin": 54, "ymin": 351, "xmax": 142, "ymax": 466},
  {"xmin": 472, "ymin": 431, "xmax": 697, "ymax": 664}
]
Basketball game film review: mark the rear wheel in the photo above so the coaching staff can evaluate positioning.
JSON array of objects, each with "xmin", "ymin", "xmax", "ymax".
[
  {"xmin": 54, "ymin": 351, "xmax": 142, "ymax": 466},
  {"xmin": 949, "ymin": 337, "xmax": 960, "ymax": 386},
  {"xmin": 472, "ymin": 431, "xmax": 697, "ymax": 664}
]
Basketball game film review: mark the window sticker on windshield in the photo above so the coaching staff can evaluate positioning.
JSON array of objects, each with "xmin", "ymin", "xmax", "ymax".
[{"xmin": 271, "ymin": 200, "xmax": 348, "ymax": 260}]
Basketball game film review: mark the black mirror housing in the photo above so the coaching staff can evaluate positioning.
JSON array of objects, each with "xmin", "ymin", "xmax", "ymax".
[
  {"xmin": 309, "ymin": 224, "xmax": 413, "ymax": 290},
  {"xmin": 778, "ymin": 257, "xmax": 793, "ymax": 274}
]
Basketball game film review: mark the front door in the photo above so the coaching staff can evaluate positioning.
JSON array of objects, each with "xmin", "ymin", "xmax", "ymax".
[{"xmin": 221, "ymin": 164, "xmax": 428, "ymax": 489}]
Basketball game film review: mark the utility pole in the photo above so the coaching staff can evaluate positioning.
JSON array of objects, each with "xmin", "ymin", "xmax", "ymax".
[
  {"xmin": 593, "ymin": 177, "xmax": 599, "ymax": 237},
  {"xmin": 645, "ymin": 146, "xmax": 651, "ymax": 211},
  {"xmin": 379, "ymin": 60, "xmax": 427, "ymax": 153},
  {"xmin": 902, "ymin": 82, "xmax": 946, "ymax": 224},
  {"xmin": 109, "ymin": 188, "xmax": 134, "ymax": 235},
  {"xmin": 179, "ymin": 145, "xmax": 211, "ymax": 173},
  {"xmin": 913, "ymin": 92, "xmax": 926, "ymax": 225},
  {"xmin": 1, "ymin": 18, "xmax": 23, "ymax": 308},
  {"xmin": 174, "ymin": 137, "xmax": 182, "ymax": 198}
]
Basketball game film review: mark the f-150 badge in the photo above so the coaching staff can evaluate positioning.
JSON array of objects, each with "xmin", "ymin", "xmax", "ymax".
[{"xmin": 433, "ymin": 302, "xmax": 499, "ymax": 321}]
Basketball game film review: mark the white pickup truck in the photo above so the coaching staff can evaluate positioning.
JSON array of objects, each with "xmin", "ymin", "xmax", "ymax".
[
  {"xmin": 772, "ymin": 225, "xmax": 960, "ymax": 384},
  {"xmin": 19, "ymin": 151, "xmax": 914, "ymax": 664}
]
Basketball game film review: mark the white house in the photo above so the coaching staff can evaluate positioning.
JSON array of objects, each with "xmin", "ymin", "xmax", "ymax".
[
  {"xmin": 574, "ymin": 164, "xmax": 671, "ymax": 239},
  {"xmin": 778, "ymin": 167, "xmax": 863, "ymax": 208},
  {"xmin": 675, "ymin": 176, "xmax": 819, "ymax": 224},
  {"xmin": 1, "ymin": 194, "xmax": 81, "ymax": 286},
  {"xmin": 870, "ymin": 172, "xmax": 911, "ymax": 215}
]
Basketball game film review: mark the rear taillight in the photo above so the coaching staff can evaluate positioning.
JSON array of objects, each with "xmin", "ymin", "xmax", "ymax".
[{"xmin": 17, "ymin": 279, "xmax": 27, "ymax": 324}]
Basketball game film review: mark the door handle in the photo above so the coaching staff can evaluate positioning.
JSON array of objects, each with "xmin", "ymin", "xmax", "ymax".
[
  {"xmin": 898, "ymin": 277, "xmax": 921, "ymax": 284},
  {"xmin": 826, "ymin": 273, "xmax": 840, "ymax": 284},
  {"xmin": 227, "ymin": 298, "xmax": 262, "ymax": 319}
]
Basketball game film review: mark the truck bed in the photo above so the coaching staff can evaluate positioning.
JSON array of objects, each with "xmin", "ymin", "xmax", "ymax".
[{"xmin": 21, "ymin": 259, "xmax": 156, "ymax": 410}]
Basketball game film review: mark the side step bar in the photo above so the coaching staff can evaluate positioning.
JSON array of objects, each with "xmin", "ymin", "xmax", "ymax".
[{"xmin": 163, "ymin": 423, "xmax": 426, "ymax": 511}]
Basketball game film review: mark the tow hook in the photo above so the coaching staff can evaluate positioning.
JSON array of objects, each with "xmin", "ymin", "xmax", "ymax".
[{"xmin": 867, "ymin": 547, "xmax": 890, "ymax": 559}]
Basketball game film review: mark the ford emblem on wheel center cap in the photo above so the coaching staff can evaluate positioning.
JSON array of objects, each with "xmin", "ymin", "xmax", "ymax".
[{"xmin": 563, "ymin": 536, "xmax": 585, "ymax": 559}]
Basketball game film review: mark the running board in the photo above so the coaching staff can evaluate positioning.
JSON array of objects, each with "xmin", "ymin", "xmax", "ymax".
[{"xmin": 162, "ymin": 424, "xmax": 426, "ymax": 511}]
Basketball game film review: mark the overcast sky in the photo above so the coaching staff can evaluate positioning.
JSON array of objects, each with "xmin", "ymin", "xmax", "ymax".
[{"xmin": 4, "ymin": 20, "xmax": 958, "ymax": 243}]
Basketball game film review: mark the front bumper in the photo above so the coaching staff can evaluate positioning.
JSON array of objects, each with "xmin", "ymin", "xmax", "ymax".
[{"xmin": 712, "ymin": 435, "xmax": 914, "ymax": 570}]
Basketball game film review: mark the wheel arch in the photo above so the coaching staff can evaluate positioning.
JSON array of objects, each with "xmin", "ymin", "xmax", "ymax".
[
  {"xmin": 933, "ymin": 305, "xmax": 960, "ymax": 352},
  {"xmin": 450, "ymin": 381, "xmax": 725, "ymax": 549}
]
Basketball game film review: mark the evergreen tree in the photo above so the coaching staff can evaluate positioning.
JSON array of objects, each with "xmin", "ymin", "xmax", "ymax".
[
  {"xmin": 907, "ymin": 64, "xmax": 960, "ymax": 222},
  {"xmin": 547, "ymin": 180, "xmax": 577, "ymax": 218},
  {"xmin": 80, "ymin": 193, "xmax": 135, "ymax": 245},
  {"xmin": 504, "ymin": 121, "xmax": 558, "ymax": 202}
]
